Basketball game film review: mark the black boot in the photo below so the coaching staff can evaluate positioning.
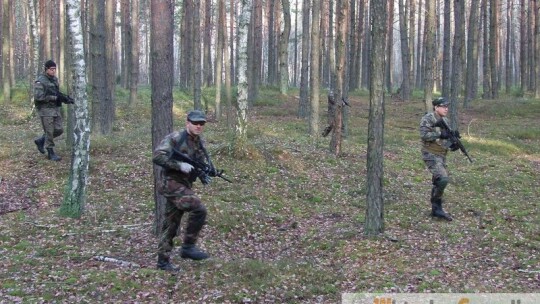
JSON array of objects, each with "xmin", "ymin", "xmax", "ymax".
[
  {"xmin": 47, "ymin": 148, "xmax": 62, "ymax": 161},
  {"xmin": 157, "ymin": 254, "xmax": 180, "ymax": 272},
  {"xmin": 431, "ymin": 198, "xmax": 453, "ymax": 221},
  {"xmin": 34, "ymin": 136, "xmax": 46, "ymax": 154},
  {"xmin": 181, "ymin": 244, "xmax": 209, "ymax": 260}
]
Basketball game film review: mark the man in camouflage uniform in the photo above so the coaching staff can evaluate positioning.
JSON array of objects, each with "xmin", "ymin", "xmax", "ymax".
[
  {"xmin": 33, "ymin": 60, "xmax": 71, "ymax": 161},
  {"xmin": 153, "ymin": 110, "xmax": 213, "ymax": 271},
  {"xmin": 419, "ymin": 97, "xmax": 461, "ymax": 221}
]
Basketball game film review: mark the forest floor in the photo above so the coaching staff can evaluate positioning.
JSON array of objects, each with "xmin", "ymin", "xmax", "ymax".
[{"xmin": 0, "ymin": 87, "xmax": 539, "ymax": 303}]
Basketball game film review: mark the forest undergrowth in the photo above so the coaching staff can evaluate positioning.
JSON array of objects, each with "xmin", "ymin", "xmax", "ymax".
[{"xmin": 1, "ymin": 87, "xmax": 539, "ymax": 303}]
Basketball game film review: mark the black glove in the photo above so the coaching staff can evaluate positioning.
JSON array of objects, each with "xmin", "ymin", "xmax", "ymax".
[
  {"xmin": 59, "ymin": 93, "xmax": 75, "ymax": 104},
  {"xmin": 451, "ymin": 130, "xmax": 461, "ymax": 138},
  {"xmin": 450, "ymin": 143, "xmax": 460, "ymax": 151},
  {"xmin": 440, "ymin": 129, "xmax": 450, "ymax": 139}
]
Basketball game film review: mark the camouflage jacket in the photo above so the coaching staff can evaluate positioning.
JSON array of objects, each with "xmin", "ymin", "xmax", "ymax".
[
  {"xmin": 153, "ymin": 130, "xmax": 207, "ymax": 188},
  {"xmin": 419, "ymin": 112, "xmax": 452, "ymax": 156},
  {"xmin": 34, "ymin": 73, "xmax": 60, "ymax": 109}
]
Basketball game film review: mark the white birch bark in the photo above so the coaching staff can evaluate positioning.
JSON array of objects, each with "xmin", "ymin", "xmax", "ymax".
[
  {"xmin": 60, "ymin": 0, "xmax": 91, "ymax": 218},
  {"xmin": 235, "ymin": 0, "xmax": 252, "ymax": 148}
]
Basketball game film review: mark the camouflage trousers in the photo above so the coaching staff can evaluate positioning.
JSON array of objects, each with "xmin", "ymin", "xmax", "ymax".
[
  {"xmin": 422, "ymin": 151, "xmax": 449, "ymax": 201},
  {"xmin": 158, "ymin": 178, "xmax": 207, "ymax": 259},
  {"xmin": 39, "ymin": 109, "xmax": 64, "ymax": 149}
]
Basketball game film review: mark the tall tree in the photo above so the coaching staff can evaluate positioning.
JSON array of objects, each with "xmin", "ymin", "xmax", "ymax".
[
  {"xmin": 464, "ymin": 0, "xmax": 480, "ymax": 108},
  {"xmin": 235, "ymin": 0, "xmax": 252, "ymax": 153},
  {"xmin": 385, "ymin": 0, "xmax": 394, "ymax": 93},
  {"xmin": 423, "ymin": 0, "xmax": 436, "ymax": 112},
  {"xmin": 481, "ymin": 0, "xmax": 492, "ymax": 98},
  {"xmin": 489, "ymin": 0, "xmax": 499, "ymax": 98},
  {"xmin": 398, "ymin": 0, "xmax": 411, "ymax": 101},
  {"xmin": 330, "ymin": 0, "xmax": 348, "ymax": 156},
  {"xmin": 441, "ymin": 0, "xmax": 451, "ymax": 98},
  {"xmin": 215, "ymin": 0, "xmax": 225, "ymax": 118},
  {"xmin": 365, "ymin": 0, "xmax": 387, "ymax": 236},
  {"xmin": 193, "ymin": 0, "xmax": 202, "ymax": 109},
  {"xmin": 309, "ymin": 0, "xmax": 321, "ymax": 137},
  {"xmin": 104, "ymin": 0, "xmax": 116, "ymax": 132},
  {"xmin": 129, "ymin": 0, "xmax": 140, "ymax": 105},
  {"xmin": 2, "ymin": 0, "xmax": 11, "ymax": 103},
  {"xmin": 267, "ymin": 0, "xmax": 278, "ymax": 85},
  {"xmin": 203, "ymin": 0, "xmax": 213, "ymax": 87},
  {"xmin": 90, "ymin": 0, "xmax": 108, "ymax": 134},
  {"xmin": 415, "ymin": 0, "xmax": 423, "ymax": 88},
  {"xmin": 150, "ymin": 0, "xmax": 174, "ymax": 235},
  {"xmin": 519, "ymin": 0, "xmax": 527, "ymax": 92},
  {"xmin": 535, "ymin": 0, "xmax": 540, "ymax": 98},
  {"xmin": 60, "ymin": 0, "xmax": 91, "ymax": 218},
  {"xmin": 279, "ymin": 0, "xmax": 291, "ymax": 95},
  {"xmin": 298, "ymin": 0, "xmax": 310, "ymax": 118},
  {"xmin": 449, "ymin": 0, "xmax": 464, "ymax": 129}
]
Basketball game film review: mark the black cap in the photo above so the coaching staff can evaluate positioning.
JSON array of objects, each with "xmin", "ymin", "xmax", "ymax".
[
  {"xmin": 187, "ymin": 110, "xmax": 207, "ymax": 122},
  {"xmin": 432, "ymin": 97, "xmax": 449, "ymax": 106},
  {"xmin": 44, "ymin": 60, "xmax": 57, "ymax": 69}
]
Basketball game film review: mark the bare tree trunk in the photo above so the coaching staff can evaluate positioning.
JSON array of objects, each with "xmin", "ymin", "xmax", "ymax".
[
  {"xmin": 489, "ymin": 0, "xmax": 499, "ymax": 98},
  {"xmin": 415, "ymin": 0, "xmax": 423, "ymax": 88},
  {"xmin": 2, "ymin": 0, "xmax": 11, "ymax": 103},
  {"xmin": 90, "ymin": 0, "xmax": 107, "ymax": 134},
  {"xmin": 229, "ymin": 0, "xmax": 236, "ymax": 85},
  {"xmin": 151, "ymin": 0, "xmax": 174, "ymax": 235},
  {"xmin": 193, "ymin": 0, "xmax": 202, "ymax": 110},
  {"xmin": 279, "ymin": 0, "xmax": 291, "ymax": 95},
  {"xmin": 423, "ymin": 0, "xmax": 436, "ymax": 112},
  {"xmin": 309, "ymin": 0, "xmax": 321, "ymax": 137},
  {"xmin": 104, "ymin": 0, "xmax": 116, "ymax": 133},
  {"xmin": 330, "ymin": 0, "xmax": 348, "ymax": 156},
  {"xmin": 120, "ymin": 0, "xmax": 130, "ymax": 89},
  {"xmin": 60, "ymin": 0, "xmax": 91, "ymax": 218},
  {"xmin": 267, "ymin": 0, "xmax": 277, "ymax": 85},
  {"xmin": 365, "ymin": 0, "xmax": 387, "ymax": 237},
  {"xmin": 385, "ymin": 0, "xmax": 393, "ymax": 93},
  {"xmin": 398, "ymin": 0, "xmax": 411, "ymax": 101},
  {"xmin": 203, "ymin": 0, "xmax": 213, "ymax": 87},
  {"xmin": 215, "ymin": 0, "xmax": 225, "ymax": 118},
  {"xmin": 298, "ymin": 0, "xmax": 310, "ymax": 118},
  {"xmin": 235, "ymin": 0, "xmax": 252, "ymax": 153},
  {"xmin": 520, "ymin": 0, "xmax": 527, "ymax": 92},
  {"xmin": 129, "ymin": 0, "xmax": 140, "ymax": 105},
  {"xmin": 223, "ymin": 0, "xmax": 233, "ymax": 125},
  {"xmin": 464, "ymin": 0, "xmax": 480, "ymax": 108},
  {"xmin": 441, "ymin": 0, "xmax": 451, "ymax": 98},
  {"xmin": 449, "ymin": 0, "xmax": 464, "ymax": 130},
  {"xmin": 293, "ymin": 0, "xmax": 299, "ymax": 86},
  {"xmin": 482, "ymin": 0, "xmax": 492, "ymax": 98},
  {"xmin": 534, "ymin": 1, "xmax": 540, "ymax": 99}
]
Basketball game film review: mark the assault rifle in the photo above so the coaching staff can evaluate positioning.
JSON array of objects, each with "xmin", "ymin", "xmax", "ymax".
[
  {"xmin": 171, "ymin": 148, "xmax": 232, "ymax": 184},
  {"xmin": 435, "ymin": 119, "xmax": 473, "ymax": 163},
  {"xmin": 57, "ymin": 91, "xmax": 75, "ymax": 105}
]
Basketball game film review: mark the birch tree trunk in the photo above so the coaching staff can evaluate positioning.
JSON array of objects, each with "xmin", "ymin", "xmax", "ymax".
[
  {"xmin": 60, "ymin": 0, "xmax": 90, "ymax": 218},
  {"xmin": 235, "ymin": 0, "xmax": 252, "ymax": 153},
  {"xmin": 365, "ymin": 0, "xmax": 387, "ymax": 237}
]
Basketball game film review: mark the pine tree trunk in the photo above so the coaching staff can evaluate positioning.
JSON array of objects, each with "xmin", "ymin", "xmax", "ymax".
[
  {"xmin": 423, "ymin": 0, "xmax": 436, "ymax": 112},
  {"xmin": 298, "ymin": 0, "xmax": 310, "ymax": 118},
  {"xmin": 150, "ymin": 0, "xmax": 174, "ymax": 235},
  {"xmin": 129, "ymin": 0, "xmax": 140, "ymax": 105},
  {"xmin": 365, "ymin": 0, "xmax": 387, "ymax": 237},
  {"xmin": 279, "ymin": 0, "xmax": 291, "ymax": 95},
  {"xmin": 309, "ymin": 0, "xmax": 321, "ymax": 137}
]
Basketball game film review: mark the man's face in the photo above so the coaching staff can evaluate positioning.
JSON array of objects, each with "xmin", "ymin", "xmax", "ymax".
[
  {"xmin": 434, "ymin": 104, "xmax": 449, "ymax": 117},
  {"xmin": 186, "ymin": 120, "xmax": 205, "ymax": 136},
  {"xmin": 46, "ymin": 67, "xmax": 56, "ymax": 77}
]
